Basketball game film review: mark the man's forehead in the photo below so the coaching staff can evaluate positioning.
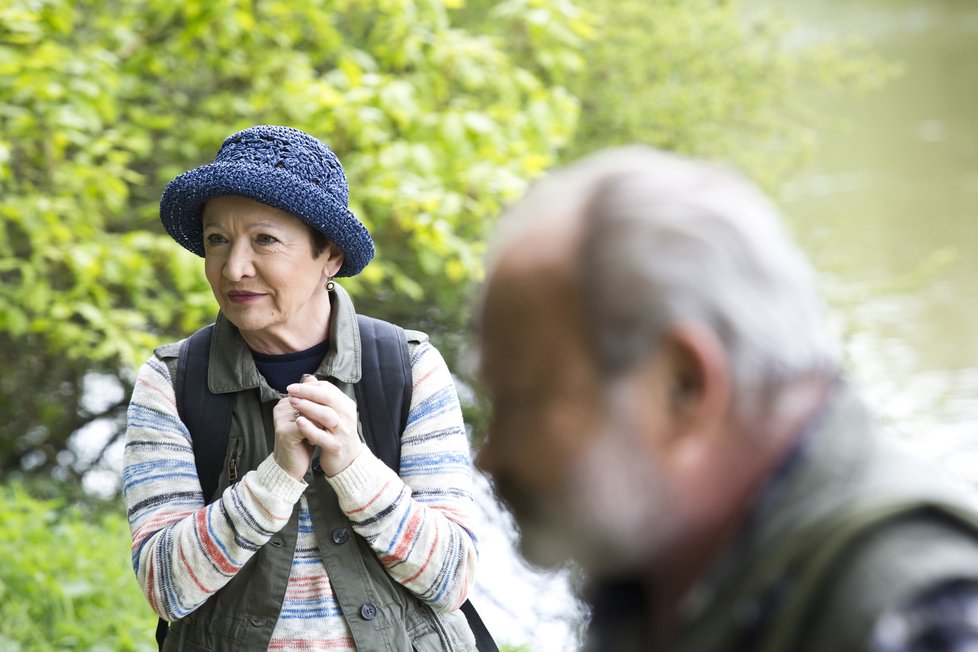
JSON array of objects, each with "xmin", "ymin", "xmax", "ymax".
[
  {"xmin": 479, "ymin": 219, "xmax": 588, "ymax": 383},
  {"xmin": 489, "ymin": 210, "xmax": 582, "ymax": 278},
  {"xmin": 484, "ymin": 219, "xmax": 579, "ymax": 319}
]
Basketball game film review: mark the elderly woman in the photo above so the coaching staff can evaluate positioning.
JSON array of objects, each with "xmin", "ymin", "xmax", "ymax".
[{"xmin": 123, "ymin": 126, "xmax": 480, "ymax": 651}]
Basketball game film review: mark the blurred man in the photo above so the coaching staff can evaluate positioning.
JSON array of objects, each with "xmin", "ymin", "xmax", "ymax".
[{"xmin": 475, "ymin": 147, "xmax": 978, "ymax": 651}]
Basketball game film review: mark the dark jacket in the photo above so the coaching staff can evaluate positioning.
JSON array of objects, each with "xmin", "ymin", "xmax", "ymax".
[{"xmin": 586, "ymin": 385, "xmax": 978, "ymax": 652}]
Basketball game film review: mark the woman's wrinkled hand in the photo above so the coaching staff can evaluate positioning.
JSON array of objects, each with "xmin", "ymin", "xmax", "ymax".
[
  {"xmin": 287, "ymin": 375, "xmax": 362, "ymax": 477},
  {"xmin": 272, "ymin": 376, "xmax": 317, "ymax": 481}
]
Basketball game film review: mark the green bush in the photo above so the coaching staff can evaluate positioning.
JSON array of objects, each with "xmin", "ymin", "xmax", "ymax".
[
  {"xmin": 0, "ymin": 0, "xmax": 580, "ymax": 485},
  {"xmin": 0, "ymin": 483, "xmax": 156, "ymax": 651}
]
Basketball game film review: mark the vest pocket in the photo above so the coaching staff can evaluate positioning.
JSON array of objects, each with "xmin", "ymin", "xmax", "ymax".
[{"xmin": 406, "ymin": 622, "xmax": 445, "ymax": 652}]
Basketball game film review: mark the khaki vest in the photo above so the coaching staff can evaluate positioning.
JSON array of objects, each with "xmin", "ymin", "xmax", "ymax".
[
  {"xmin": 590, "ymin": 386, "xmax": 978, "ymax": 652},
  {"xmin": 157, "ymin": 286, "xmax": 474, "ymax": 651}
]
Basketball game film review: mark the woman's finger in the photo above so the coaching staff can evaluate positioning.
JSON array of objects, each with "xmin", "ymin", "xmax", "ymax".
[
  {"xmin": 272, "ymin": 397, "xmax": 314, "ymax": 480},
  {"xmin": 289, "ymin": 397, "xmax": 341, "ymax": 431},
  {"xmin": 287, "ymin": 378, "xmax": 355, "ymax": 413}
]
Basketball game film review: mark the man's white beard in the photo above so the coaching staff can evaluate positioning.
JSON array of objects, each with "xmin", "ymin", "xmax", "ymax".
[{"xmin": 518, "ymin": 389, "xmax": 681, "ymax": 577}]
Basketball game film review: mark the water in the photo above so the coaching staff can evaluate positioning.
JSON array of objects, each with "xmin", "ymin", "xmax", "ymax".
[{"xmin": 766, "ymin": 0, "xmax": 978, "ymax": 473}]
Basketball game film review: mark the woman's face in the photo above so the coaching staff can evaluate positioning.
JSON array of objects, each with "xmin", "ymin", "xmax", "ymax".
[{"xmin": 202, "ymin": 195, "xmax": 343, "ymax": 351}]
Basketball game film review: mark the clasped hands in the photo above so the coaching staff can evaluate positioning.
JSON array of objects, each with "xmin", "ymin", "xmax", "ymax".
[{"xmin": 273, "ymin": 374, "xmax": 362, "ymax": 481}]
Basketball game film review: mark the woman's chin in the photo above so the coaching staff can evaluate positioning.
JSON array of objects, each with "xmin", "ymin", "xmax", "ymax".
[{"xmin": 222, "ymin": 305, "xmax": 271, "ymax": 333}]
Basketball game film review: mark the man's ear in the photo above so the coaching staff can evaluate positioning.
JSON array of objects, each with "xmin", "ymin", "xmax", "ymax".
[{"xmin": 663, "ymin": 322, "xmax": 731, "ymax": 438}]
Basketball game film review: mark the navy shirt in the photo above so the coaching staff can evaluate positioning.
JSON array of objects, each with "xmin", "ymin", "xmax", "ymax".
[{"xmin": 251, "ymin": 339, "xmax": 330, "ymax": 393}]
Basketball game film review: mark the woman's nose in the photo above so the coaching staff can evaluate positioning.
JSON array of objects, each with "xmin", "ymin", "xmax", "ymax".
[{"xmin": 224, "ymin": 241, "xmax": 255, "ymax": 281}]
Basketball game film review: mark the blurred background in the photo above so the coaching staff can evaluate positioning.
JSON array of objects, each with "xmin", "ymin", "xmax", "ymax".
[
  {"xmin": 768, "ymin": 0, "xmax": 978, "ymax": 474},
  {"xmin": 0, "ymin": 0, "xmax": 975, "ymax": 649}
]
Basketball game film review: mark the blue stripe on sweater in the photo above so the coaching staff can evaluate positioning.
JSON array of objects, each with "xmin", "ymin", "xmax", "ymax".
[
  {"xmin": 427, "ymin": 528, "xmax": 464, "ymax": 604},
  {"xmin": 405, "ymin": 386, "xmax": 457, "ymax": 429},
  {"xmin": 388, "ymin": 507, "xmax": 413, "ymax": 553},
  {"xmin": 399, "ymin": 453, "xmax": 471, "ymax": 478},
  {"xmin": 126, "ymin": 404, "xmax": 191, "ymax": 441},
  {"xmin": 279, "ymin": 601, "xmax": 344, "ymax": 619},
  {"xmin": 205, "ymin": 505, "xmax": 243, "ymax": 569}
]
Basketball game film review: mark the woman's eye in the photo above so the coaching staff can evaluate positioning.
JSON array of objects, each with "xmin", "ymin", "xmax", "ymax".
[
  {"xmin": 255, "ymin": 234, "xmax": 279, "ymax": 246},
  {"xmin": 205, "ymin": 233, "xmax": 227, "ymax": 246}
]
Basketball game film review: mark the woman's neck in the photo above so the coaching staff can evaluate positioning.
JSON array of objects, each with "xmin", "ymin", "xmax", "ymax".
[{"xmin": 238, "ymin": 295, "xmax": 333, "ymax": 355}]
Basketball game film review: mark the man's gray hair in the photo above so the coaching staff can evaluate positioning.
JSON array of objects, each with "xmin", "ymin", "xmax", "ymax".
[{"xmin": 488, "ymin": 146, "xmax": 839, "ymax": 421}]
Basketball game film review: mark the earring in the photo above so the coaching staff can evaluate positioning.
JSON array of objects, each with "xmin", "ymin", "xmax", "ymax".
[{"xmin": 325, "ymin": 277, "xmax": 335, "ymax": 292}]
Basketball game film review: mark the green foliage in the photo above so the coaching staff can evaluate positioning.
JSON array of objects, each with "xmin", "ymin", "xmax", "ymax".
[
  {"xmin": 0, "ymin": 484, "xmax": 156, "ymax": 651},
  {"xmin": 0, "ymin": 0, "xmax": 579, "ymax": 481},
  {"xmin": 571, "ymin": 0, "xmax": 898, "ymax": 187},
  {"xmin": 463, "ymin": 0, "xmax": 897, "ymax": 189}
]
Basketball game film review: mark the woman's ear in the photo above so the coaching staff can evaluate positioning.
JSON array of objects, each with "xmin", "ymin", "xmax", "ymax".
[{"xmin": 322, "ymin": 244, "xmax": 344, "ymax": 279}]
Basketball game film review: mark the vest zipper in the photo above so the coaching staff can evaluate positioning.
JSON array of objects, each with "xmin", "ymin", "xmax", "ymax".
[{"xmin": 228, "ymin": 437, "xmax": 241, "ymax": 485}]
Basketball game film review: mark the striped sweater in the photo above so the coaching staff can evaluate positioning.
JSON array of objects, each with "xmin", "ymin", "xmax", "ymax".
[{"xmin": 123, "ymin": 339, "xmax": 478, "ymax": 650}]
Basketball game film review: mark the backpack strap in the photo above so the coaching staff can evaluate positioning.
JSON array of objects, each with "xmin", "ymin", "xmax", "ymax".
[
  {"xmin": 353, "ymin": 315, "xmax": 411, "ymax": 475},
  {"xmin": 176, "ymin": 323, "xmax": 234, "ymax": 506},
  {"xmin": 462, "ymin": 599, "xmax": 500, "ymax": 652},
  {"xmin": 158, "ymin": 323, "xmax": 233, "ymax": 649}
]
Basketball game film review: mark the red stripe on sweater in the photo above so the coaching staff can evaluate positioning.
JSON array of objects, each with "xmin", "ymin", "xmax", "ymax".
[
  {"xmin": 391, "ymin": 510, "xmax": 424, "ymax": 559},
  {"xmin": 267, "ymin": 637, "xmax": 355, "ymax": 650},
  {"xmin": 179, "ymin": 545, "xmax": 209, "ymax": 593},
  {"xmin": 137, "ymin": 373, "xmax": 178, "ymax": 411},
  {"xmin": 345, "ymin": 479, "xmax": 392, "ymax": 515},
  {"xmin": 194, "ymin": 508, "xmax": 238, "ymax": 574},
  {"xmin": 412, "ymin": 365, "xmax": 437, "ymax": 392},
  {"xmin": 404, "ymin": 525, "xmax": 439, "ymax": 585},
  {"xmin": 146, "ymin": 558, "xmax": 161, "ymax": 615}
]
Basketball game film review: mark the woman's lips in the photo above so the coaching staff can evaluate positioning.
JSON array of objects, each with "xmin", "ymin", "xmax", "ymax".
[{"xmin": 227, "ymin": 291, "xmax": 265, "ymax": 304}]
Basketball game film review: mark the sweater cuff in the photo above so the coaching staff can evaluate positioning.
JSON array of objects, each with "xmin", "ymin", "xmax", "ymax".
[
  {"xmin": 253, "ymin": 455, "xmax": 308, "ymax": 506},
  {"xmin": 327, "ymin": 448, "xmax": 401, "ymax": 514}
]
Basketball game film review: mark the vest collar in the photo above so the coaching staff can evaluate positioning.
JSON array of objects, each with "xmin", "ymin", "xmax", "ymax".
[
  {"xmin": 206, "ymin": 283, "xmax": 363, "ymax": 396},
  {"xmin": 675, "ymin": 380, "xmax": 868, "ymax": 623}
]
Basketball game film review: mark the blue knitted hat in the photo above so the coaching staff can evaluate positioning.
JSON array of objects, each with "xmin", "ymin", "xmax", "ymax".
[{"xmin": 159, "ymin": 125, "xmax": 374, "ymax": 277}]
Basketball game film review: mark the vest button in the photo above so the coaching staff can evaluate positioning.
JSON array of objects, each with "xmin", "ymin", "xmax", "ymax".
[
  {"xmin": 331, "ymin": 527, "xmax": 351, "ymax": 545},
  {"xmin": 249, "ymin": 617, "xmax": 265, "ymax": 627},
  {"xmin": 269, "ymin": 537, "xmax": 284, "ymax": 548},
  {"xmin": 360, "ymin": 603, "xmax": 378, "ymax": 621}
]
